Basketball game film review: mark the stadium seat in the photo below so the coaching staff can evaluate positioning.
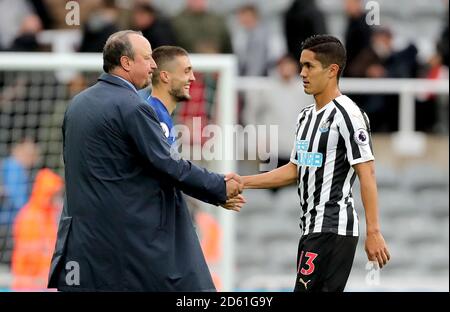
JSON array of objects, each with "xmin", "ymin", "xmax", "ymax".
[
  {"xmin": 401, "ymin": 163, "xmax": 449, "ymax": 192},
  {"xmin": 414, "ymin": 189, "xmax": 449, "ymax": 218}
]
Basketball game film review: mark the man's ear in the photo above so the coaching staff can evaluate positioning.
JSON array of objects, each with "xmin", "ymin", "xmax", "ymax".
[
  {"xmin": 160, "ymin": 71, "xmax": 170, "ymax": 83},
  {"xmin": 120, "ymin": 56, "xmax": 132, "ymax": 72},
  {"xmin": 328, "ymin": 64, "xmax": 340, "ymax": 79}
]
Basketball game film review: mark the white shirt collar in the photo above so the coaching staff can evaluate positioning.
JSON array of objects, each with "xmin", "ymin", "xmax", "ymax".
[{"xmin": 111, "ymin": 74, "xmax": 138, "ymax": 94}]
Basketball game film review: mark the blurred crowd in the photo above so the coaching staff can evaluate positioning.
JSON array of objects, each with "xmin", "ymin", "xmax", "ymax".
[
  {"xmin": 0, "ymin": 0, "xmax": 448, "ymax": 132},
  {"xmin": 0, "ymin": 0, "xmax": 448, "ymax": 289}
]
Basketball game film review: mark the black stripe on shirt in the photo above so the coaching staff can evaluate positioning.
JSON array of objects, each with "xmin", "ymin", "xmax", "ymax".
[
  {"xmin": 296, "ymin": 104, "xmax": 314, "ymax": 133},
  {"xmin": 300, "ymin": 216, "xmax": 306, "ymax": 233},
  {"xmin": 294, "ymin": 107, "xmax": 313, "ymax": 161},
  {"xmin": 297, "ymin": 109, "xmax": 314, "ymax": 197},
  {"xmin": 308, "ymin": 108, "xmax": 337, "ymax": 233},
  {"xmin": 300, "ymin": 109, "xmax": 314, "ymax": 140},
  {"xmin": 333, "ymin": 99, "xmax": 361, "ymax": 160},
  {"xmin": 346, "ymin": 172, "xmax": 357, "ymax": 234},
  {"xmin": 344, "ymin": 196, "xmax": 353, "ymax": 234},
  {"xmin": 321, "ymin": 131, "xmax": 349, "ymax": 232},
  {"xmin": 301, "ymin": 111, "xmax": 325, "ymax": 218}
]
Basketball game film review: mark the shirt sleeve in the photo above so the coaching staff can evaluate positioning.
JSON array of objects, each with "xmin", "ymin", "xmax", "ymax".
[
  {"xmin": 337, "ymin": 108, "xmax": 375, "ymax": 166},
  {"xmin": 289, "ymin": 140, "xmax": 299, "ymax": 165},
  {"xmin": 124, "ymin": 102, "xmax": 227, "ymax": 205}
]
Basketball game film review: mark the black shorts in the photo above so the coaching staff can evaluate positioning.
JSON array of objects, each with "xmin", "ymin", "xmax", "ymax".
[{"xmin": 294, "ymin": 232, "xmax": 358, "ymax": 292}]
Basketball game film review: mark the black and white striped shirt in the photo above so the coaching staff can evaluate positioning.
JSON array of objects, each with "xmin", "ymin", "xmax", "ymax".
[{"xmin": 290, "ymin": 95, "xmax": 374, "ymax": 237}]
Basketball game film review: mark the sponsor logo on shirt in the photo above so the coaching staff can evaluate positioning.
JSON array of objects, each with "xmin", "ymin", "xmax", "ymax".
[{"xmin": 296, "ymin": 139, "xmax": 323, "ymax": 167}]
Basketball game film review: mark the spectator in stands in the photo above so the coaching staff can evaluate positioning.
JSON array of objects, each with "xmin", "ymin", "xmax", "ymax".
[
  {"xmin": 0, "ymin": 0, "xmax": 33, "ymax": 50},
  {"xmin": 132, "ymin": 1, "xmax": 177, "ymax": 49},
  {"xmin": 283, "ymin": 0, "xmax": 327, "ymax": 60},
  {"xmin": 436, "ymin": 10, "xmax": 449, "ymax": 68},
  {"xmin": 11, "ymin": 168, "xmax": 63, "ymax": 290},
  {"xmin": 343, "ymin": 0, "xmax": 373, "ymax": 77},
  {"xmin": 416, "ymin": 11, "xmax": 449, "ymax": 133},
  {"xmin": 27, "ymin": 0, "xmax": 54, "ymax": 30},
  {"xmin": 415, "ymin": 52, "xmax": 448, "ymax": 132},
  {"xmin": 347, "ymin": 26, "xmax": 418, "ymax": 80},
  {"xmin": 347, "ymin": 26, "xmax": 419, "ymax": 132},
  {"xmin": 0, "ymin": 138, "xmax": 40, "ymax": 266},
  {"xmin": 170, "ymin": 0, "xmax": 235, "ymax": 147},
  {"xmin": 171, "ymin": 0, "xmax": 232, "ymax": 53},
  {"xmin": 231, "ymin": 4, "xmax": 285, "ymax": 77},
  {"xmin": 242, "ymin": 54, "xmax": 312, "ymax": 185},
  {"xmin": 79, "ymin": 0, "xmax": 119, "ymax": 52},
  {"xmin": 9, "ymin": 14, "xmax": 43, "ymax": 52},
  {"xmin": 171, "ymin": 0, "xmax": 233, "ymax": 146}
]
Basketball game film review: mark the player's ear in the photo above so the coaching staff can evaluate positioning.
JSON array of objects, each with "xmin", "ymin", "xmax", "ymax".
[
  {"xmin": 328, "ymin": 64, "xmax": 339, "ymax": 79},
  {"xmin": 160, "ymin": 71, "xmax": 170, "ymax": 84},
  {"xmin": 120, "ymin": 56, "xmax": 132, "ymax": 72}
]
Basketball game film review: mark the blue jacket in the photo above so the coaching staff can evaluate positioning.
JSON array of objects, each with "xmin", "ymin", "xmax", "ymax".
[{"xmin": 48, "ymin": 73, "xmax": 227, "ymax": 291}]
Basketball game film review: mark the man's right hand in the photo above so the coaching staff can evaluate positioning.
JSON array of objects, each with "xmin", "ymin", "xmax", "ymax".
[{"xmin": 225, "ymin": 173, "xmax": 244, "ymax": 198}]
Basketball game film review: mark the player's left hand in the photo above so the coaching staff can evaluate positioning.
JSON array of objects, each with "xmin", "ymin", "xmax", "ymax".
[{"xmin": 365, "ymin": 231, "xmax": 390, "ymax": 269}]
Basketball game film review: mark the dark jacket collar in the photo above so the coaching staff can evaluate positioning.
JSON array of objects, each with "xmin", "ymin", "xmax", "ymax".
[{"xmin": 98, "ymin": 73, "xmax": 137, "ymax": 93}]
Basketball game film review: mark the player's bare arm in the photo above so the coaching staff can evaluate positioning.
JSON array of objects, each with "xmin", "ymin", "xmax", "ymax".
[
  {"xmin": 242, "ymin": 162, "xmax": 297, "ymax": 189},
  {"xmin": 354, "ymin": 160, "xmax": 391, "ymax": 268}
]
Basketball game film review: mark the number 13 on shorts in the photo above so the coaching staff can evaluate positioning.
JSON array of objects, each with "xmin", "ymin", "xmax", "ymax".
[{"xmin": 298, "ymin": 251, "xmax": 318, "ymax": 275}]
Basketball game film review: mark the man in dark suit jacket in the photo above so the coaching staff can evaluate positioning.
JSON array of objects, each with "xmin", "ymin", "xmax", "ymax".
[{"xmin": 47, "ymin": 30, "xmax": 244, "ymax": 291}]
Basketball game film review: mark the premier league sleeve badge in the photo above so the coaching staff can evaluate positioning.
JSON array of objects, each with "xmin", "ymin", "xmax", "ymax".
[{"xmin": 353, "ymin": 128, "xmax": 369, "ymax": 145}]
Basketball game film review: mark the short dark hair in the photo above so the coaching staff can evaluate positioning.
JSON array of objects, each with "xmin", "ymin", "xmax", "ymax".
[
  {"xmin": 237, "ymin": 4, "xmax": 259, "ymax": 16},
  {"xmin": 151, "ymin": 46, "xmax": 189, "ymax": 85},
  {"xmin": 134, "ymin": 2, "xmax": 156, "ymax": 15},
  {"xmin": 301, "ymin": 35, "xmax": 347, "ymax": 79},
  {"xmin": 102, "ymin": 30, "xmax": 143, "ymax": 73}
]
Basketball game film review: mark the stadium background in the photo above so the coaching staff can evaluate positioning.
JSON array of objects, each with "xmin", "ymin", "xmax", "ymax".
[{"xmin": 0, "ymin": 0, "xmax": 448, "ymax": 291}]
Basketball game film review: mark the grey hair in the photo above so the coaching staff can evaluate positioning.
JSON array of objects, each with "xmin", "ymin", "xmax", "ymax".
[{"xmin": 102, "ymin": 30, "xmax": 143, "ymax": 73}]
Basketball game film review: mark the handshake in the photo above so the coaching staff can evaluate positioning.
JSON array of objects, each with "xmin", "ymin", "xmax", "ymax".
[{"xmin": 221, "ymin": 173, "xmax": 246, "ymax": 212}]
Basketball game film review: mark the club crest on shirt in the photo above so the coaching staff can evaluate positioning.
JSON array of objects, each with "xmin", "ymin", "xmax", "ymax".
[
  {"xmin": 160, "ymin": 122, "xmax": 170, "ymax": 138},
  {"xmin": 354, "ymin": 128, "xmax": 369, "ymax": 145},
  {"xmin": 319, "ymin": 119, "xmax": 331, "ymax": 133}
]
